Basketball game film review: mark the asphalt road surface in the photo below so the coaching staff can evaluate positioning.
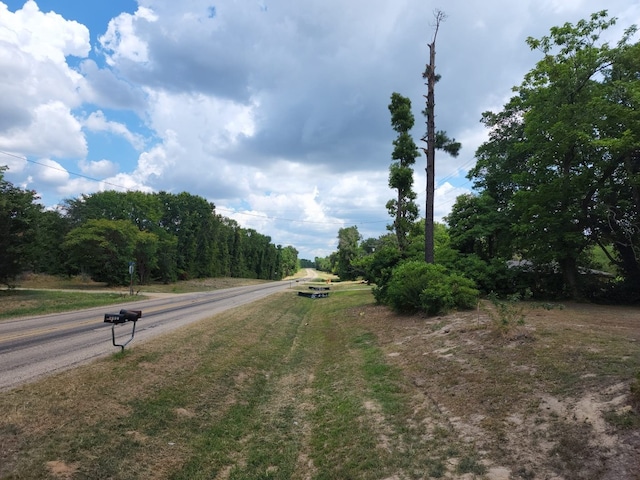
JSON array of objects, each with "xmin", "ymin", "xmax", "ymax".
[{"xmin": 0, "ymin": 275, "xmax": 311, "ymax": 391}]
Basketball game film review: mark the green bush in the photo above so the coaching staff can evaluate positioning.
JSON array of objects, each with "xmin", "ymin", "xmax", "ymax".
[
  {"xmin": 385, "ymin": 261, "xmax": 479, "ymax": 315},
  {"xmin": 447, "ymin": 273, "xmax": 481, "ymax": 310},
  {"xmin": 385, "ymin": 261, "xmax": 436, "ymax": 313}
]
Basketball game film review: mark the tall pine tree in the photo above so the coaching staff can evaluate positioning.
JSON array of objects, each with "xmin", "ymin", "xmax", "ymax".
[{"xmin": 387, "ymin": 92, "xmax": 420, "ymax": 253}]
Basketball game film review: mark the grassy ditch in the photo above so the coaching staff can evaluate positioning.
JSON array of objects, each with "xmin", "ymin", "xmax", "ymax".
[
  {"xmin": 12, "ymin": 272, "xmax": 273, "ymax": 295},
  {"xmin": 0, "ymin": 290, "xmax": 144, "ymax": 321},
  {"xmin": 0, "ymin": 273, "xmax": 296, "ymax": 320},
  {"xmin": 1, "ymin": 291, "xmax": 639, "ymax": 479}
]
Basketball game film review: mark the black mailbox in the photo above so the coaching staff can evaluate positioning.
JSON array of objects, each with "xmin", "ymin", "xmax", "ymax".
[
  {"xmin": 120, "ymin": 309, "xmax": 142, "ymax": 321},
  {"xmin": 104, "ymin": 309, "xmax": 142, "ymax": 324},
  {"xmin": 103, "ymin": 309, "xmax": 142, "ymax": 350}
]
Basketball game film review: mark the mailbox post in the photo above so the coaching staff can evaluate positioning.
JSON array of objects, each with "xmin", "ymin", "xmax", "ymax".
[
  {"xmin": 103, "ymin": 309, "xmax": 142, "ymax": 351},
  {"xmin": 128, "ymin": 262, "xmax": 135, "ymax": 296}
]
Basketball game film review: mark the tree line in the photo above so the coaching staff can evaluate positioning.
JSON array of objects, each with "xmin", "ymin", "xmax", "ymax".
[
  {"xmin": 318, "ymin": 11, "xmax": 640, "ymax": 307},
  {"xmin": 0, "ymin": 171, "xmax": 299, "ymax": 287}
]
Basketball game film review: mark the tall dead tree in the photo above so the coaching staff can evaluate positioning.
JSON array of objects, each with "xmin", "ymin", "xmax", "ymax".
[
  {"xmin": 421, "ymin": 10, "xmax": 445, "ymax": 264},
  {"xmin": 421, "ymin": 11, "xmax": 460, "ymax": 263}
]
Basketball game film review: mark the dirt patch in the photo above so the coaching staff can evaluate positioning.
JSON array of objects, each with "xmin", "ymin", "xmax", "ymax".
[
  {"xmin": 46, "ymin": 460, "xmax": 78, "ymax": 479},
  {"xmin": 352, "ymin": 302, "xmax": 640, "ymax": 480}
]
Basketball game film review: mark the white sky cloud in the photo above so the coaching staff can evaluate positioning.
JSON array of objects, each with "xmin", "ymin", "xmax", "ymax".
[
  {"xmin": 99, "ymin": 6, "xmax": 157, "ymax": 66},
  {"xmin": 1, "ymin": 0, "xmax": 639, "ymax": 259},
  {"xmin": 84, "ymin": 110, "xmax": 145, "ymax": 150},
  {"xmin": 79, "ymin": 159, "xmax": 118, "ymax": 178},
  {"xmin": 31, "ymin": 158, "xmax": 69, "ymax": 186},
  {"xmin": 0, "ymin": 101, "xmax": 87, "ymax": 158}
]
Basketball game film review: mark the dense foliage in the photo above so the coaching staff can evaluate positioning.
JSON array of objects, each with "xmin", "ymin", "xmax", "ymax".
[
  {"xmin": 456, "ymin": 11, "xmax": 640, "ymax": 301},
  {"xmin": 318, "ymin": 12, "xmax": 640, "ymax": 312},
  {"xmin": 0, "ymin": 167, "xmax": 41, "ymax": 285},
  {"xmin": 0, "ymin": 178, "xmax": 298, "ymax": 286},
  {"xmin": 384, "ymin": 261, "xmax": 478, "ymax": 315},
  {"xmin": 387, "ymin": 93, "xmax": 420, "ymax": 253}
]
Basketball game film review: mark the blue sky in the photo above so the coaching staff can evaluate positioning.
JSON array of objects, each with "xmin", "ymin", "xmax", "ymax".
[{"xmin": 0, "ymin": 0, "xmax": 639, "ymax": 260}]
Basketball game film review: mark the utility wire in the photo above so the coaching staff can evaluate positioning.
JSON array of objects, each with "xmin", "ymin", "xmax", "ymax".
[
  {"xmin": 1, "ymin": 149, "xmax": 474, "ymax": 227},
  {"xmin": 0, "ymin": 150, "xmax": 130, "ymax": 191}
]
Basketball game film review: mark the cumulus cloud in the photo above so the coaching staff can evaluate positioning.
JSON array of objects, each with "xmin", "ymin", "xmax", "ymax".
[
  {"xmin": 0, "ymin": 1, "xmax": 88, "ymax": 156},
  {"xmin": 1, "ymin": 0, "xmax": 639, "ymax": 258},
  {"xmin": 84, "ymin": 110, "xmax": 145, "ymax": 150},
  {"xmin": 30, "ymin": 158, "xmax": 70, "ymax": 186},
  {"xmin": 99, "ymin": 6, "xmax": 157, "ymax": 66},
  {"xmin": 0, "ymin": 101, "xmax": 87, "ymax": 158},
  {"xmin": 79, "ymin": 158, "xmax": 118, "ymax": 178},
  {"xmin": 1, "ymin": 0, "xmax": 89, "ymax": 62},
  {"xmin": 147, "ymin": 90, "xmax": 256, "ymax": 154},
  {"xmin": 78, "ymin": 59, "xmax": 148, "ymax": 111}
]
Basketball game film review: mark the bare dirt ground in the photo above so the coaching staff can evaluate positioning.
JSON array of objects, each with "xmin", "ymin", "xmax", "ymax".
[{"xmin": 354, "ymin": 301, "xmax": 640, "ymax": 480}]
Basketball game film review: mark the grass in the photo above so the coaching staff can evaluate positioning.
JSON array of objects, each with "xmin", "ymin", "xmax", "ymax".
[
  {"xmin": 13, "ymin": 272, "xmax": 274, "ymax": 294},
  {"xmin": 0, "ymin": 272, "xmax": 298, "ymax": 320},
  {"xmin": 1, "ymin": 290, "xmax": 639, "ymax": 479},
  {"xmin": 0, "ymin": 289, "xmax": 144, "ymax": 320},
  {"xmin": 0, "ymin": 287, "xmax": 486, "ymax": 479}
]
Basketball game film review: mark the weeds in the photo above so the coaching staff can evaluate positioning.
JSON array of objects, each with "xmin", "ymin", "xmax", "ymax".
[
  {"xmin": 457, "ymin": 454, "xmax": 487, "ymax": 475},
  {"xmin": 483, "ymin": 291, "xmax": 564, "ymax": 338},
  {"xmin": 484, "ymin": 291, "xmax": 530, "ymax": 336},
  {"xmin": 604, "ymin": 409, "xmax": 640, "ymax": 430},
  {"xmin": 631, "ymin": 370, "xmax": 640, "ymax": 408},
  {"xmin": 549, "ymin": 421, "xmax": 606, "ymax": 479}
]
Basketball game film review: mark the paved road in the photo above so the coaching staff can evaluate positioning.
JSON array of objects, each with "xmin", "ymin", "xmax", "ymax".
[{"xmin": 0, "ymin": 275, "xmax": 311, "ymax": 391}]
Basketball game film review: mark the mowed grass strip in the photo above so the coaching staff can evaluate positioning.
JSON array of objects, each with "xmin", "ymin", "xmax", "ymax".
[
  {"xmin": 0, "ymin": 290, "xmax": 146, "ymax": 321},
  {"xmin": 2, "ymin": 288, "xmax": 472, "ymax": 480}
]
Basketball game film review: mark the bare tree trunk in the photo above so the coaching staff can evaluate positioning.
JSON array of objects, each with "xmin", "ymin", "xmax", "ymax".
[
  {"xmin": 423, "ymin": 11, "xmax": 444, "ymax": 263},
  {"xmin": 425, "ymin": 41, "xmax": 436, "ymax": 263}
]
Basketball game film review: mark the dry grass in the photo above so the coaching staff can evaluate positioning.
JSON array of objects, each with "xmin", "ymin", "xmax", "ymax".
[
  {"xmin": 0, "ymin": 289, "xmax": 141, "ymax": 320},
  {"xmin": 0, "ymin": 273, "xmax": 279, "ymax": 320},
  {"xmin": 13, "ymin": 272, "xmax": 270, "ymax": 294},
  {"xmin": 1, "ymin": 292, "xmax": 639, "ymax": 479},
  {"xmin": 363, "ymin": 300, "xmax": 640, "ymax": 479}
]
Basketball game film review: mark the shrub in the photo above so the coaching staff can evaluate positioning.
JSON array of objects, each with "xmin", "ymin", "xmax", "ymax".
[
  {"xmin": 360, "ymin": 244, "xmax": 402, "ymax": 304},
  {"xmin": 385, "ymin": 261, "xmax": 479, "ymax": 315},
  {"xmin": 485, "ymin": 292, "xmax": 525, "ymax": 335},
  {"xmin": 447, "ymin": 273, "xmax": 481, "ymax": 310},
  {"xmin": 385, "ymin": 261, "xmax": 437, "ymax": 313}
]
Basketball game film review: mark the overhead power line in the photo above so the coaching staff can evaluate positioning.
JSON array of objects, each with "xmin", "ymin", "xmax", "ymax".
[
  {"xmin": 1, "ymin": 149, "xmax": 473, "ymax": 227},
  {"xmin": 0, "ymin": 150, "xmax": 130, "ymax": 191}
]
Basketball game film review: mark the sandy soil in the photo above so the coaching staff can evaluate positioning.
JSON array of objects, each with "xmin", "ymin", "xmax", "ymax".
[{"xmin": 355, "ymin": 302, "xmax": 640, "ymax": 480}]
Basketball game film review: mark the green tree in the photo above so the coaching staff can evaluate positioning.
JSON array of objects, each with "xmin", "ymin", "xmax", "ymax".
[
  {"xmin": 63, "ymin": 189, "xmax": 291, "ymax": 283},
  {"xmin": 63, "ymin": 219, "xmax": 141, "ymax": 285},
  {"xmin": 585, "ymin": 39, "xmax": 640, "ymax": 289},
  {"xmin": 279, "ymin": 246, "xmax": 299, "ymax": 278},
  {"xmin": 27, "ymin": 209, "xmax": 70, "ymax": 275},
  {"xmin": 445, "ymin": 193, "xmax": 508, "ymax": 261},
  {"xmin": 157, "ymin": 191, "xmax": 217, "ymax": 279},
  {"xmin": 314, "ymin": 256, "xmax": 332, "ymax": 273},
  {"xmin": 65, "ymin": 190, "xmax": 162, "ymax": 231},
  {"xmin": 469, "ymin": 11, "xmax": 640, "ymax": 299},
  {"xmin": 0, "ymin": 167, "xmax": 42, "ymax": 285},
  {"xmin": 387, "ymin": 93, "xmax": 420, "ymax": 253},
  {"xmin": 335, "ymin": 226, "xmax": 362, "ymax": 280},
  {"xmin": 134, "ymin": 230, "xmax": 159, "ymax": 284}
]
